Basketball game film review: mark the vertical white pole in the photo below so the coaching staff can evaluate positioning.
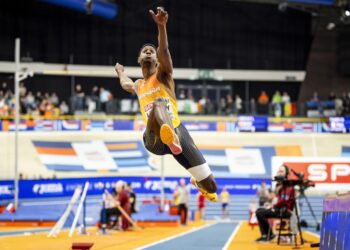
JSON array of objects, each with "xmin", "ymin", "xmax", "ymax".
[
  {"xmin": 14, "ymin": 38, "xmax": 20, "ymax": 209},
  {"xmin": 160, "ymin": 156, "xmax": 165, "ymax": 211}
]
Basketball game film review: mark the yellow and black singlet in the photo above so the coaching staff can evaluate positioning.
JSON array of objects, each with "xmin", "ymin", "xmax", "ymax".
[{"xmin": 136, "ymin": 73, "xmax": 180, "ymax": 128}]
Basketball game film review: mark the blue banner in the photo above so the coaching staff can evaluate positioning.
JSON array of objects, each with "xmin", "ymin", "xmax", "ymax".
[
  {"xmin": 182, "ymin": 121, "xmax": 217, "ymax": 131},
  {"xmin": 238, "ymin": 116, "xmax": 268, "ymax": 132},
  {"xmin": 0, "ymin": 177, "xmax": 270, "ymax": 200}
]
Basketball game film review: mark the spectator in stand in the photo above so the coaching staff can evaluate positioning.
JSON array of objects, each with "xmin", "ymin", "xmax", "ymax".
[
  {"xmin": 225, "ymin": 94, "xmax": 234, "ymax": 115},
  {"xmin": 272, "ymin": 91, "xmax": 282, "ymax": 105},
  {"xmin": 73, "ymin": 84, "xmax": 85, "ymax": 111},
  {"xmin": 19, "ymin": 82, "xmax": 27, "ymax": 97},
  {"xmin": 178, "ymin": 90, "xmax": 186, "ymax": 100},
  {"xmin": 341, "ymin": 92, "xmax": 350, "ymax": 115},
  {"xmin": 335, "ymin": 95, "xmax": 343, "ymax": 116},
  {"xmin": 0, "ymin": 91, "xmax": 9, "ymax": 116},
  {"xmin": 272, "ymin": 91, "xmax": 282, "ymax": 117},
  {"xmin": 311, "ymin": 92, "xmax": 319, "ymax": 102},
  {"xmin": 250, "ymin": 97, "xmax": 256, "ymax": 115},
  {"xmin": 1, "ymin": 82, "xmax": 9, "ymax": 93},
  {"xmin": 258, "ymin": 91, "xmax": 269, "ymax": 115},
  {"xmin": 50, "ymin": 92, "xmax": 59, "ymax": 107},
  {"xmin": 99, "ymin": 87, "xmax": 110, "ymax": 112},
  {"xmin": 281, "ymin": 91, "xmax": 290, "ymax": 104},
  {"xmin": 35, "ymin": 91, "xmax": 43, "ymax": 105},
  {"xmin": 328, "ymin": 91, "xmax": 336, "ymax": 101},
  {"xmin": 218, "ymin": 97, "xmax": 226, "ymax": 115},
  {"xmin": 235, "ymin": 94, "xmax": 242, "ymax": 115},
  {"xmin": 199, "ymin": 95, "xmax": 211, "ymax": 114},
  {"xmin": 88, "ymin": 86, "xmax": 99, "ymax": 113},
  {"xmin": 258, "ymin": 91, "xmax": 269, "ymax": 105},
  {"xmin": 25, "ymin": 91, "xmax": 35, "ymax": 112},
  {"xmin": 59, "ymin": 101, "xmax": 69, "ymax": 115}
]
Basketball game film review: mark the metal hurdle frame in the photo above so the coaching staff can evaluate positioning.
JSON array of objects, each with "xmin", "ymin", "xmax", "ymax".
[
  {"xmin": 47, "ymin": 186, "xmax": 82, "ymax": 238},
  {"xmin": 69, "ymin": 182, "xmax": 90, "ymax": 237},
  {"xmin": 47, "ymin": 182, "xmax": 90, "ymax": 238}
]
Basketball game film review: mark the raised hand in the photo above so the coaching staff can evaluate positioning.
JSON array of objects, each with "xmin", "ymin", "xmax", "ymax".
[
  {"xmin": 115, "ymin": 63, "xmax": 124, "ymax": 75},
  {"xmin": 149, "ymin": 7, "xmax": 168, "ymax": 26}
]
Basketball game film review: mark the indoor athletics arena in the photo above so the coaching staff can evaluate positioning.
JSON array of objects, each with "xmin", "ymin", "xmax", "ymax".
[{"xmin": 0, "ymin": 0, "xmax": 350, "ymax": 249}]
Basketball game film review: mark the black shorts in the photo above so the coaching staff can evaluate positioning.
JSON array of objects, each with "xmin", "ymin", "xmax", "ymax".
[{"xmin": 143, "ymin": 123, "xmax": 206, "ymax": 170}]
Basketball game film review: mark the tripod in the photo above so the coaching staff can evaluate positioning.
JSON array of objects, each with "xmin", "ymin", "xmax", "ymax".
[
  {"xmin": 276, "ymin": 192, "xmax": 304, "ymax": 247},
  {"xmin": 297, "ymin": 188, "xmax": 320, "ymax": 231}
]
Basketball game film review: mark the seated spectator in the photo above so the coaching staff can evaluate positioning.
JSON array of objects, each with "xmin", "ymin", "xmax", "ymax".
[
  {"xmin": 59, "ymin": 101, "xmax": 69, "ymax": 115},
  {"xmin": 99, "ymin": 181, "xmax": 130, "ymax": 231},
  {"xmin": 24, "ymin": 91, "xmax": 36, "ymax": 112},
  {"xmin": 50, "ymin": 92, "xmax": 59, "ymax": 106}
]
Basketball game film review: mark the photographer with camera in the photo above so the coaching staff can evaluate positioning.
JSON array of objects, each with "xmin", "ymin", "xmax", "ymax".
[{"xmin": 255, "ymin": 165, "xmax": 295, "ymax": 243}]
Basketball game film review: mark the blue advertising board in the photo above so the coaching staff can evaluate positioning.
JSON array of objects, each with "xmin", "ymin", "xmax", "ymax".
[
  {"xmin": 238, "ymin": 116, "xmax": 268, "ymax": 132},
  {"xmin": 0, "ymin": 176, "xmax": 270, "ymax": 200}
]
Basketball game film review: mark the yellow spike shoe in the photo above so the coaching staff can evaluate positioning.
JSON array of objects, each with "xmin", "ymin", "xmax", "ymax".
[
  {"xmin": 190, "ymin": 177, "xmax": 218, "ymax": 202},
  {"xmin": 160, "ymin": 124, "xmax": 182, "ymax": 155}
]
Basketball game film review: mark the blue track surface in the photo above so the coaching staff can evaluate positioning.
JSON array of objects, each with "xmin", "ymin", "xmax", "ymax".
[{"xmin": 142, "ymin": 223, "xmax": 237, "ymax": 250}]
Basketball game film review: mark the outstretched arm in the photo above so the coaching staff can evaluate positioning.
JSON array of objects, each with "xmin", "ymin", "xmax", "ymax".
[
  {"xmin": 149, "ymin": 7, "xmax": 173, "ymax": 75},
  {"xmin": 115, "ymin": 63, "xmax": 136, "ymax": 94}
]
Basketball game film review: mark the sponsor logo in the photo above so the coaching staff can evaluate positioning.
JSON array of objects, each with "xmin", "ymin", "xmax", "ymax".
[
  {"xmin": 0, "ymin": 185, "xmax": 13, "ymax": 195},
  {"xmin": 281, "ymin": 161, "xmax": 350, "ymax": 183},
  {"xmin": 144, "ymin": 180, "xmax": 178, "ymax": 191},
  {"xmin": 139, "ymin": 87, "xmax": 160, "ymax": 99},
  {"xmin": 33, "ymin": 183, "xmax": 63, "ymax": 194}
]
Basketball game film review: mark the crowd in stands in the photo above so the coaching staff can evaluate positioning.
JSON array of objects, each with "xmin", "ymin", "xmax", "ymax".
[
  {"xmin": 0, "ymin": 81, "xmax": 69, "ymax": 118},
  {"xmin": 1, "ymin": 81, "xmax": 350, "ymax": 118}
]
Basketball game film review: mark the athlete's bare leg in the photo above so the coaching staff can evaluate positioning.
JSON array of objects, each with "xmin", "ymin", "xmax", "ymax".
[{"xmin": 145, "ymin": 98, "xmax": 182, "ymax": 154}]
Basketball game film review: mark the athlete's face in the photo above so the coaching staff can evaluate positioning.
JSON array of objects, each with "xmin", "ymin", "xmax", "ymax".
[{"xmin": 138, "ymin": 46, "xmax": 158, "ymax": 66}]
